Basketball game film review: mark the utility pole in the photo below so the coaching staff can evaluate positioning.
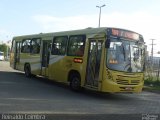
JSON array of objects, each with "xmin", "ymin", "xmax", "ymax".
[
  {"xmin": 157, "ymin": 59, "xmax": 160, "ymax": 81},
  {"xmin": 150, "ymin": 39, "xmax": 156, "ymax": 65},
  {"xmin": 6, "ymin": 36, "xmax": 8, "ymax": 60},
  {"xmin": 149, "ymin": 39, "xmax": 156, "ymax": 79}
]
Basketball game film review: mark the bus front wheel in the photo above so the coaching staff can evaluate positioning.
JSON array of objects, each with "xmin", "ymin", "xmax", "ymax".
[
  {"xmin": 24, "ymin": 64, "xmax": 31, "ymax": 77},
  {"xmin": 70, "ymin": 74, "xmax": 81, "ymax": 91}
]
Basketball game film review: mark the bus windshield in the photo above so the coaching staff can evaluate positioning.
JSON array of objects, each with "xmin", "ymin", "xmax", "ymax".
[{"xmin": 106, "ymin": 38, "xmax": 145, "ymax": 72}]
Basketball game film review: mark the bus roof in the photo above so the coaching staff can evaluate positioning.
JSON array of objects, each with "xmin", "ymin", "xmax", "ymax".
[
  {"xmin": 12, "ymin": 27, "xmax": 142, "ymax": 40},
  {"xmin": 13, "ymin": 27, "xmax": 106, "ymax": 39}
]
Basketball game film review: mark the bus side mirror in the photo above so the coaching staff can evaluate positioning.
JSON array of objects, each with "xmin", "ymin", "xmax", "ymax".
[{"xmin": 105, "ymin": 38, "xmax": 110, "ymax": 48}]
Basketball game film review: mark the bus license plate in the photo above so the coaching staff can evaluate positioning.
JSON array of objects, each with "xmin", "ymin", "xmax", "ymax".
[{"xmin": 125, "ymin": 87, "xmax": 133, "ymax": 90}]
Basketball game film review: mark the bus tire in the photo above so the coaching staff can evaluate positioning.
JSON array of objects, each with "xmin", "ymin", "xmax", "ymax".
[
  {"xmin": 24, "ymin": 64, "xmax": 31, "ymax": 78},
  {"xmin": 70, "ymin": 74, "xmax": 81, "ymax": 91}
]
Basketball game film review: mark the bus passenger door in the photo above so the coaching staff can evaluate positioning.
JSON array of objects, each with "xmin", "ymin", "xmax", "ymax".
[
  {"xmin": 41, "ymin": 41, "xmax": 51, "ymax": 77},
  {"xmin": 14, "ymin": 42, "xmax": 21, "ymax": 69},
  {"xmin": 85, "ymin": 40, "xmax": 103, "ymax": 89}
]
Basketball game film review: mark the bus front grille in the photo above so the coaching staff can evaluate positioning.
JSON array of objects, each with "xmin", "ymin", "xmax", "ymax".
[
  {"xmin": 131, "ymin": 80, "xmax": 140, "ymax": 85},
  {"xmin": 116, "ymin": 79, "xmax": 140, "ymax": 85}
]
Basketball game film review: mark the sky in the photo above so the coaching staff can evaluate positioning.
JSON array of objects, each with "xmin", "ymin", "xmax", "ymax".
[{"xmin": 0, "ymin": 0, "xmax": 160, "ymax": 56}]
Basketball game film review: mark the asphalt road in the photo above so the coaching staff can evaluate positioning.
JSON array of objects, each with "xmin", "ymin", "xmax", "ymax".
[{"xmin": 0, "ymin": 61, "xmax": 160, "ymax": 120}]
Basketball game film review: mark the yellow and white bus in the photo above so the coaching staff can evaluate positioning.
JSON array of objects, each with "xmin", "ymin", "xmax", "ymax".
[{"xmin": 10, "ymin": 27, "xmax": 145, "ymax": 93}]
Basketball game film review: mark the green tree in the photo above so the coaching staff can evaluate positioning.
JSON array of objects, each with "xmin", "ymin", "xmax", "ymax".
[{"xmin": 0, "ymin": 43, "xmax": 8, "ymax": 57}]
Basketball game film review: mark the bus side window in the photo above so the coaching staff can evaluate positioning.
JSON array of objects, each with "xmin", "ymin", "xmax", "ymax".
[
  {"xmin": 52, "ymin": 43, "xmax": 59, "ymax": 55},
  {"xmin": 21, "ymin": 39, "xmax": 31, "ymax": 53},
  {"xmin": 30, "ymin": 38, "xmax": 41, "ymax": 54},
  {"xmin": 67, "ymin": 35, "xmax": 86, "ymax": 56},
  {"xmin": 51, "ymin": 36, "xmax": 68, "ymax": 55},
  {"xmin": 75, "ymin": 45, "xmax": 85, "ymax": 56}
]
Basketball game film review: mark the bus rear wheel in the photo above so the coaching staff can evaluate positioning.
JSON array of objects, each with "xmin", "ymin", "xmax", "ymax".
[
  {"xmin": 70, "ymin": 74, "xmax": 81, "ymax": 91},
  {"xmin": 24, "ymin": 64, "xmax": 31, "ymax": 78}
]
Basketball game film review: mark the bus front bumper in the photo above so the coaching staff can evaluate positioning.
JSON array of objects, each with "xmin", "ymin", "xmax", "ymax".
[{"xmin": 101, "ymin": 80, "xmax": 144, "ymax": 93}]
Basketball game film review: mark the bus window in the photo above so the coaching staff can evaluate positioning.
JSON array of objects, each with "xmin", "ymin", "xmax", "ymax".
[
  {"xmin": 75, "ymin": 45, "xmax": 85, "ymax": 56},
  {"xmin": 30, "ymin": 38, "xmax": 41, "ymax": 54},
  {"xmin": 52, "ymin": 36, "xmax": 68, "ymax": 55},
  {"xmin": 67, "ymin": 35, "xmax": 86, "ymax": 56},
  {"xmin": 21, "ymin": 39, "xmax": 31, "ymax": 53}
]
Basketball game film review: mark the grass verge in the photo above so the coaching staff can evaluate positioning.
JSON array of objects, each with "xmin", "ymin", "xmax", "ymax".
[{"xmin": 143, "ymin": 79, "xmax": 160, "ymax": 93}]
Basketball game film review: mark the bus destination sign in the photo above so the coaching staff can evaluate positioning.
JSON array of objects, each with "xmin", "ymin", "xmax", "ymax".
[{"xmin": 111, "ymin": 28, "xmax": 139, "ymax": 40}]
